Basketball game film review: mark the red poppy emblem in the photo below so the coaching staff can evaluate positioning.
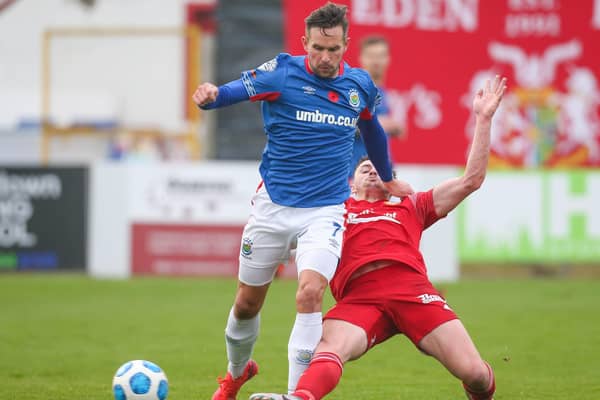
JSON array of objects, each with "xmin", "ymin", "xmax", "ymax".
[{"xmin": 328, "ymin": 91, "xmax": 339, "ymax": 102}]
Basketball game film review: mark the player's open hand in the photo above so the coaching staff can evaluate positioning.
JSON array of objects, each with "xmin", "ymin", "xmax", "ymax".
[
  {"xmin": 383, "ymin": 179, "xmax": 414, "ymax": 198},
  {"xmin": 473, "ymin": 75, "xmax": 507, "ymax": 119},
  {"xmin": 192, "ymin": 83, "xmax": 219, "ymax": 107}
]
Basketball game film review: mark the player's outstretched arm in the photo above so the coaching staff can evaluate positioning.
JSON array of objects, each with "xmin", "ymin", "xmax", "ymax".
[
  {"xmin": 432, "ymin": 75, "xmax": 507, "ymax": 217},
  {"xmin": 192, "ymin": 79, "xmax": 250, "ymax": 110}
]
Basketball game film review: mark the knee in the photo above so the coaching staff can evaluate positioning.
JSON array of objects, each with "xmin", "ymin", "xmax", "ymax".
[
  {"xmin": 461, "ymin": 360, "xmax": 492, "ymax": 391},
  {"xmin": 233, "ymin": 295, "xmax": 262, "ymax": 319},
  {"xmin": 296, "ymin": 279, "xmax": 327, "ymax": 311}
]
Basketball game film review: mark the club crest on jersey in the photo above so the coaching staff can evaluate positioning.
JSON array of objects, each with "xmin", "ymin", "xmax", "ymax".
[
  {"xmin": 348, "ymin": 88, "xmax": 360, "ymax": 108},
  {"xmin": 257, "ymin": 58, "xmax": 278, "ymax": 72},
  {"xmin": 241, "ymin": 237, "xmax": 253, "ymax": 257}
]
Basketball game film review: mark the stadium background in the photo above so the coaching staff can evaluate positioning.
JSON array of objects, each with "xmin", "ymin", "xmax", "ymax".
[
  {"xmin": 1, "ymin": 0, "xmax": 599, "ymax": 278},
  {"xmin": 1, "ymin": 1, "xmax": 600, "ymax": 399}
]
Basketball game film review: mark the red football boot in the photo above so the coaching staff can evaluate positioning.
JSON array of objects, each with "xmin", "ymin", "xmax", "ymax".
[{"xmin": 212, "ymin": 360, "xmax": 259, "ymax": 400}]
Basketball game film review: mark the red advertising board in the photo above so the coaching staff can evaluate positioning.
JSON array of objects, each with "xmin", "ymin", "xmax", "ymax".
[
  {"xmin": 131, "ymin": 223, "xmax": 300, "ymax": 278},
  {"xmin": 284, "ymin": 0, "xmax": 600, "ymax": 168},
  {"xmin": 131, "ymin": 224, "xmax": 244, "ymax": 276}
]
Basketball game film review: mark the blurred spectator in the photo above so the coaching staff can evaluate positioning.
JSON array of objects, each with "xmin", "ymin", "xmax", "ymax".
[{"xmin": 350, "ymin": 36, "xmax": 405, "ymax": 177}]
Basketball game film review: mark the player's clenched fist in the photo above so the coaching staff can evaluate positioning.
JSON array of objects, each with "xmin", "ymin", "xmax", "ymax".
[{"xmin": 192, "ymin": 83, "xmax": 219, "ymax": 107}]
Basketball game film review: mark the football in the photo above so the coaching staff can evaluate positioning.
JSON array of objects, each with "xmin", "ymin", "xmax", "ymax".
[{"xmin": 112, "ymin": 360, "xmax": 169, "ymax": 400}]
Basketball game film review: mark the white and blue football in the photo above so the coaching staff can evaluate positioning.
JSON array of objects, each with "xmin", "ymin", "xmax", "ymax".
[{"xmin": 112, "ymin": 360, "xmax": 169, "ymax": 400}]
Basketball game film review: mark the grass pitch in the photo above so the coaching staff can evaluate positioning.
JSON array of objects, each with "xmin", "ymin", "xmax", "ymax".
[{"xmin": 1, "ymin": 274, "xmax": 599, "ymax": 399}]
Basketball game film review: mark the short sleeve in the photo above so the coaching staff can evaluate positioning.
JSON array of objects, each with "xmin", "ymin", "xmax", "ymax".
[{"xmin": 410, "ymin": 189, "xmax": 444, "ymax": 229}]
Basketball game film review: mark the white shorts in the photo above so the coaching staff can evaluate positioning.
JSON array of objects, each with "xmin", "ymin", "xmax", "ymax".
[{"xmin": 238, "ymin": 185, "xmax": 345, "ymax": 286}]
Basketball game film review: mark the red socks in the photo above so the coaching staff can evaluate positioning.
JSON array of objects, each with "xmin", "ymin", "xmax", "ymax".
[
  {"xmin": 292, "ymin": 352, "xmax": 343, "ymax": 400},
  {"xmin": 293, "ymin": 353, "xmax": 495, "ymax": 400}
]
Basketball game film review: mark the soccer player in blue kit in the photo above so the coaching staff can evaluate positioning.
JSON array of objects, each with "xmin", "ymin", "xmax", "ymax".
[{"xmin": 192, "ymin": 3, "xmax": 413, "ymax": 399}]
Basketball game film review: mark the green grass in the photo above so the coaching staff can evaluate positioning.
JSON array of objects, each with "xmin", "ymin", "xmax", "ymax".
[{"xmin": 1, "ymin": 275, "xmax": 599, "ymax": 399}]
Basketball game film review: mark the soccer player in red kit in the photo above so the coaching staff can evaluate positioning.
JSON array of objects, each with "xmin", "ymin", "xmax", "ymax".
[{"xmin": 250, "ymin": 75, "xmax": 507, "ymax": 400}]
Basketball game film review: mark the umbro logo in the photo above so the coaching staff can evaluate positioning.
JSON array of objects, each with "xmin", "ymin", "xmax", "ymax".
[{"xmin": 302, "ymin": 86, "xmax": 317, "ymax": 95}]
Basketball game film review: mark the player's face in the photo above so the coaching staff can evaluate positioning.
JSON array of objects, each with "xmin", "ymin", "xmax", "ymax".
[
  {"xmin": 359, "ymin": 42, "xmax": 390, "ymax": 83},
  {"xmin": 353, "ymin": 160, "xmax": 389, "ymax": 200},
  {"xmin": 302, "ymin": 26, "xmax": 348, "ymax": 78}
]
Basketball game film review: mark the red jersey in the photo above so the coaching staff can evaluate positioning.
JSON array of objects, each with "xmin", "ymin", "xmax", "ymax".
[{"xmin": 330, "ymin": 190, "xmax": 444, "ymax": 300}]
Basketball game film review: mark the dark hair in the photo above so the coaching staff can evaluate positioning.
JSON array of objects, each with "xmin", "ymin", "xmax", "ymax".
[
  {"xmin": 360, "ymin": 35, "xmax": 389, "ymax": 52},
  {"xmin": 305, "ymin": 2, "xmax": 349, "ymax": 39}
]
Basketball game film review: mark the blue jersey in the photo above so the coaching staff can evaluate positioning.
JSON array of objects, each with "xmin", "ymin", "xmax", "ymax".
[
  {"xmin": 350, "ymin": 87, "xmax": 391, "ymax": 177},
  {"xmin": 241, "ymin": 53, "xmax": 379, "ymax": 208}
]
